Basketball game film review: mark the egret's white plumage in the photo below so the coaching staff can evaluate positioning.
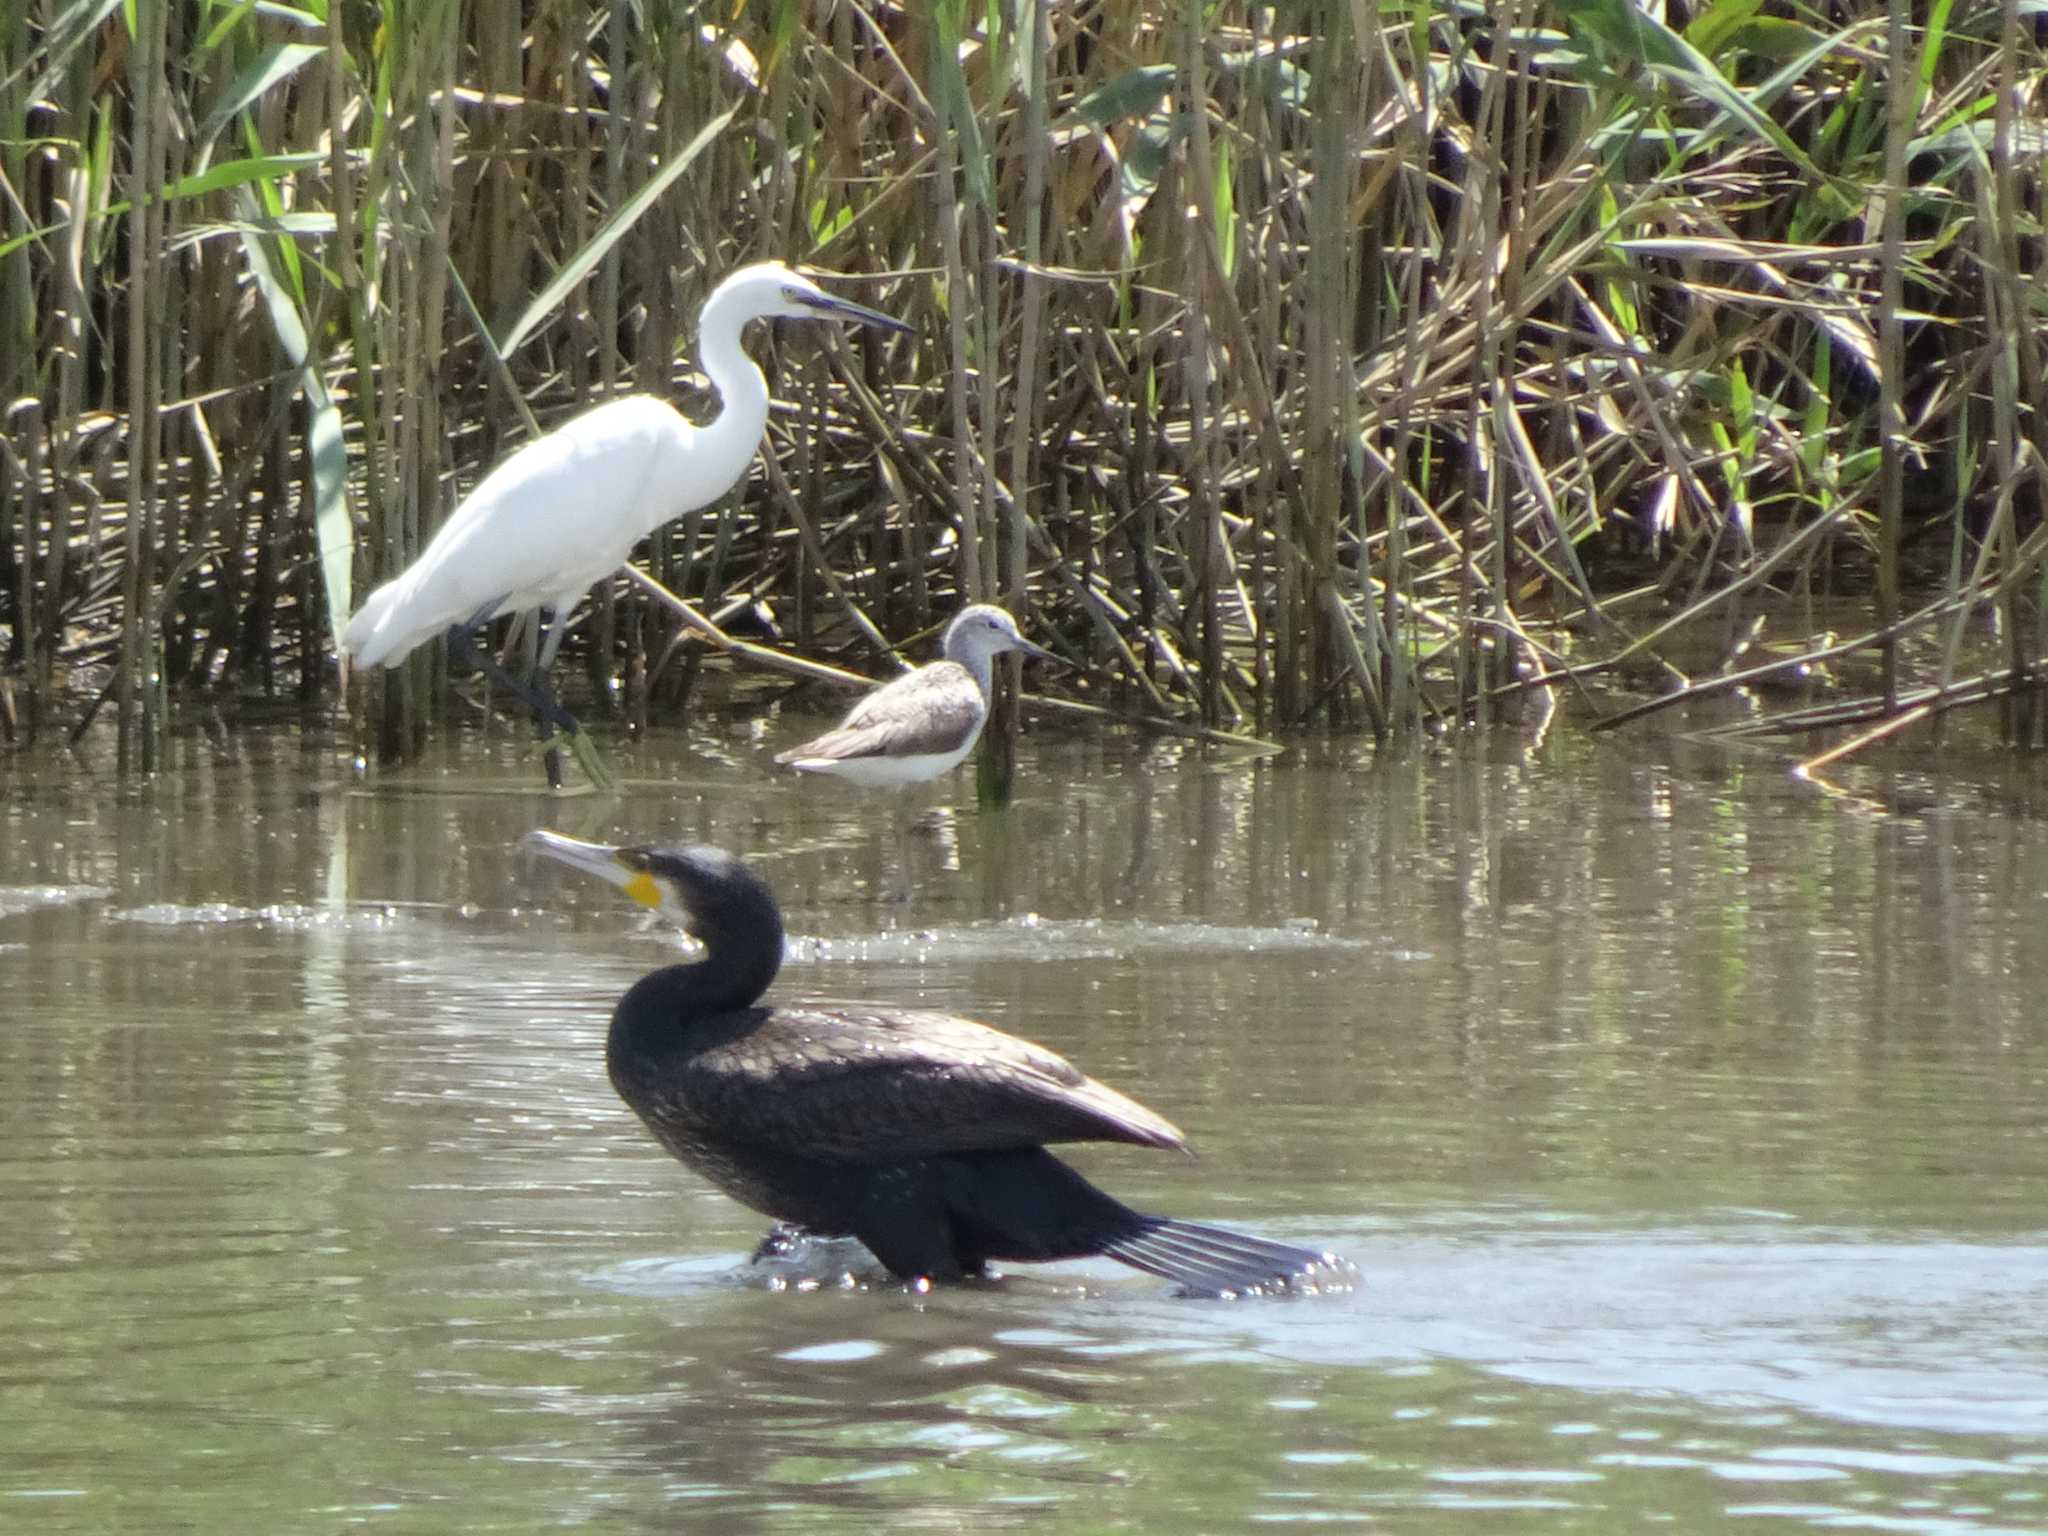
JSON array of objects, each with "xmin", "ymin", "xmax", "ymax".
[
  {"xmin": 776, "ymin": 604, "xmax": 1057, "ymax": 790},
  {"xmin": 345, "ymin": 395, "xmax": 697, "ymax": 667},
  {"xmin": 342, "ymin": 262, "xmax": 908, "ymax": 679}
]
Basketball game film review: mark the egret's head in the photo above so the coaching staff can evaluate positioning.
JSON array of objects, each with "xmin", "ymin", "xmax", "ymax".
[
  {"xmin": 942, "ymin": 604, "xmax": 1060, "ymax": 668},
  {"xmin": 712, "ymin": 261, "xmax": 911, "ymax": 335}
]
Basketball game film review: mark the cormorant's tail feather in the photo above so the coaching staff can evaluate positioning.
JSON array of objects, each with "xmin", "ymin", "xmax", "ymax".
[
  {"xmin": 1101, "ymin": 1216, "xmax": 1353, "ymax": 1297},
  {"xmin": 936, "ymin": 1147, "xmax": 1352, "ymax": 1296}
]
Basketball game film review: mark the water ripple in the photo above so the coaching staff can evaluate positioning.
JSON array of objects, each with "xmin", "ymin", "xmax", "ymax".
[
  {"xmin": 0, "ymin": 884, "xmax": 109, "ymax": 919},
  {"xmin": 785, "ymin": 915, "xmax": 1371, "ymax": 967}
]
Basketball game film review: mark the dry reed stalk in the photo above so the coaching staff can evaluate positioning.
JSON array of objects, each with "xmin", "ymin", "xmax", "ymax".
[
  {"xmin": 1875, "ymin": 0, "xmax": 1910, "ymax": 710},
  {"xmin": 996, "ymin": 0, "xmax": 1052, "ymax": 781},
  {"xmin": 1, "ymin": 3, "xmax": 2042, "ymax": 766},
  {"xmin": 117, "ymin": 2, "xmax": 164, "ymax": 772}
]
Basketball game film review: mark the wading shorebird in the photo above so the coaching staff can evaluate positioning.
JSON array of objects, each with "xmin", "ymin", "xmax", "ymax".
[{"xmin": 774, "ymin": 604, "xmax": 1057, "ymax": 894}]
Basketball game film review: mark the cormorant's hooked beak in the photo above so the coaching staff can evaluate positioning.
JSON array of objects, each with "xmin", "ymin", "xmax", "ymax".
[
  {"xmin": 524, "ymin": 829, "xmax": 678, "ymax": 921},
  {"xmin": 794, "ymin": 288, "xmax": 912, "ymax": 335}
]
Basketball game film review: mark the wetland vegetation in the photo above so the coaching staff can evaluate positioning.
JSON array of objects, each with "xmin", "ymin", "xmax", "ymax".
[
  {"xmin": 8, "ymin": 11, "xmax": 2048, "ymax": 1517},
  {"xmin": 2, "ymin": 1, "xmax": 2043, "ymax": 771}
]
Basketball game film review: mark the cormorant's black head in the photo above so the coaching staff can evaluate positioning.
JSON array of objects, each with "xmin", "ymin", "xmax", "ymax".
[{"xmin": 524, "ymin": 831, "xmax": 785, "ymax": 1004}]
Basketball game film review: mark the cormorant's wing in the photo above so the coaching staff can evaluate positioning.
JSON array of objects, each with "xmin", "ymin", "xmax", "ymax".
[
  {"xmin": 627, "ymin": 1004, "xmax": 1187, "ymax": 1163},
  {"xmin": 776, "ymin": 665, "xmax": 982, "ymax": 763}
]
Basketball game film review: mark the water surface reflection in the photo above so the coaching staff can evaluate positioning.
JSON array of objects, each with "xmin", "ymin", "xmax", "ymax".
[{"xmin": 3, "ymin": 720, "xmax": 2046, "ymax": 1531}]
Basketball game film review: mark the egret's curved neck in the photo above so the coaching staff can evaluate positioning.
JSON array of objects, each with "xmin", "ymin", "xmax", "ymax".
[{"xmin": 692, "ymin": 288, "xmax": 775, "ymax": 498}]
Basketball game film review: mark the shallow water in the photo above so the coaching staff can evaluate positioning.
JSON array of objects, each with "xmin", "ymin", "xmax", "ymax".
[{"xmin": 3, "ymin": 713, "xmax": 2047, "ymax": 1532}]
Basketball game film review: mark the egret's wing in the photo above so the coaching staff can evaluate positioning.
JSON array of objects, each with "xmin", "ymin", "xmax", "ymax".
[
  {"xmin": 615, "ymin": 1004, "xmax": 1187, "ymax": 1164},
  {"xmin": 345, "ymin": 396, "xmax": 695, "ymax": 665},
  {"xmin": 775, "ymin": 664, "xmax": 983, "ymax": 764}
]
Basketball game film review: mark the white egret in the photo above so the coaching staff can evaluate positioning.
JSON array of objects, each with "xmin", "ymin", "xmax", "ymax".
[{"xmin": 343, "ymin": 261, "xmax": 911, "ymax": 780}]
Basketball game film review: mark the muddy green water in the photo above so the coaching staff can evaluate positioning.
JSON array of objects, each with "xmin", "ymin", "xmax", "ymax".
[{"xmin": 3, "ymin": 715, "xmax": 2047, "ymax": 1532}]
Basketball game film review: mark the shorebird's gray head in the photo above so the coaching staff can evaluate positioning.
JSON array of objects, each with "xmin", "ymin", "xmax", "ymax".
[{"xmin": 939, "ymin": 604, "xmax": 1058, "ymax": 672}]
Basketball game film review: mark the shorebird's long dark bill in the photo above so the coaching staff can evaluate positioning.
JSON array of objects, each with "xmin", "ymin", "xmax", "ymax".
[{"xmin": 798, "ymin": 289, "xmax": 912, "ymax": 335}]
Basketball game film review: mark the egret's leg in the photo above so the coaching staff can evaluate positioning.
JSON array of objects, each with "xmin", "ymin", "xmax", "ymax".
[
  {"xmin": 443, "ymin": 602, "xmax": 610, "ymax": 790},
  {"xmin": 533, "ymin": 606, "xmax": 614, "ymax": 792},
  {"xmin": 444, "ymin": 609, "xmax": 581, "ymax": 737},
  {"xmin": 527, "ymin": 608, "xmax": 569, "ymax": 790},
  {"xmin": 535, "ymin": 607, "xmax": 572, "ymax": 675}
]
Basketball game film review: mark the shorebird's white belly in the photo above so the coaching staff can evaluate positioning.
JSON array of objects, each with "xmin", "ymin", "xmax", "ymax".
[{"xmin": 785, "ymin": 743, "xmax": 973, "ymax": 790}]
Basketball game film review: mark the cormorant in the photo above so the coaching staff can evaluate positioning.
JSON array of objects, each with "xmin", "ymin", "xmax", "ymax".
[{"xmin": 526, "ymin": 830, "xmax": 1347, "ymax": 1296}]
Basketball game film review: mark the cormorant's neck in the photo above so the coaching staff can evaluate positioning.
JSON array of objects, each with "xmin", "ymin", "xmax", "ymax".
[
  {"xmin": 607, "ymin": 960, "xmax": 741, "ymax": 1049},
  {"xmin": 610, "ymin": 885, "xmax": 785, "ymax": 1046}
]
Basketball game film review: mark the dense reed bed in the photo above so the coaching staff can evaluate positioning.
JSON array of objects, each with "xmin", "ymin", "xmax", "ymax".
[{"xmin": 2, "ymin": 2, "xmax": 2043, "ymax": 772}]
